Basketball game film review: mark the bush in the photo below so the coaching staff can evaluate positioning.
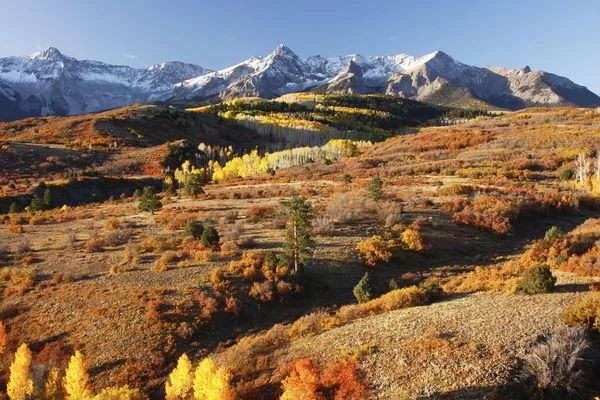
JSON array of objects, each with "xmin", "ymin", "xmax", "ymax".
[
  {"xmin": 545, "ymin": 226, "xmax": 564, "ymax": 241},
  {"xmin": 401, "ymin": 228, "xmax": 425, "ymax": 251},
  {"xmin": 103, "ymin": 229, "xmax": 131, "ymax": 247},
  {"xmin": 516, "ymin": 264, "xmax": 556, "ymax": 295},
  {"xmin": 353, "ymin": 272, "xmax": 373, "ymax": 304},
  {"xmin": 8, "ymin": 224, "xmax": 24, "ymax": 234},
  {"xmin": 522, "ymin": 326, "xmax": 589, "ymax": 396},
  {"xmin": 84, "ymin": 238, "xmax": 105, "ymax": 253},
  {"xmin": 421, "ymin": 280, "xmax": 443, "ymax": 302},
  {"xmin": 356, "ymin": 235, "xmax": 394, "ymax": 267},
  {"xmin": 104, "ymin": 217, "xmax": 122, "ymax": 230},
  {"xmin": 559, "ymin": 168, "xmax": 574, "ymax": 181},
  {"xmin": 9, "ymin": 202, "xmax": 22, "ymax": 214},
  {"xmin": 247, "ymin": 205, "xmax": 274, "ymax": 220},
  {"xmin": 562, "ymin": 292, "xmax": 600, "ymax": 331},
  {"xmin": 367, "ymin": 177, "xmax": 383, "ymax": 201},
  {"xmin": 201, "ymin": 226, "xmax": 220, "ymax": 248},
  {"xmin": 183, "ymin": 220, "xmax": 204, "ymax": 239},
  {"xmin": 313, "ymin": 215, "xmax": 334, "ymax": 235}
]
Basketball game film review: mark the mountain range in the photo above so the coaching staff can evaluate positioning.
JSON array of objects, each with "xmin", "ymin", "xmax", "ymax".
[{"xmin": 1, "ymin": 45, "xmax": 598, "ymax": 121}]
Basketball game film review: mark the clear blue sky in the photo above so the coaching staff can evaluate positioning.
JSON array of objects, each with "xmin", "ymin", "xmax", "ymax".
[{"xmin": 2, "ymin": 0, "xmax": 599, "ymax": 94}]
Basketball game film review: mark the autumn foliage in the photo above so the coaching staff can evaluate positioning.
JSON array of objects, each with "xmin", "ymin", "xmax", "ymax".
[{"xmin": 279, "ymin": 357, "xmax": 368, "ymax": 400}]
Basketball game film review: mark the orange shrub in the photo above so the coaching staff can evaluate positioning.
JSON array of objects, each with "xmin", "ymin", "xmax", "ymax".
[
  {"xmin": 104, "ymin": 217, "xmax": 121, "ymax": 230},
  {"xmin": 247, "ymin": 205, "xmax": 274, "ymax": 220},
  {"xmin": 8, "ymin": 224, "xmax": 24, "ymax": 234},
  {"xmin": 355, "ymin": 235, "xmax": 395, "ymax": 266},
  {"xmin": 84, "ymin": 238, "xmax": 105, "ymax": 253}
]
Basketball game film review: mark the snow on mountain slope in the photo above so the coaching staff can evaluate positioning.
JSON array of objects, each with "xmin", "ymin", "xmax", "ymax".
[
  {"xmin": 0, "ymin": 45, "xmax": 598, "ymax": 121},
  {"xmin": 385, "ymin": 51, "xmax": 600, "ymax": 110},
  {"xmin": 0, "ymin": 47, "xmax": 208, "ymax": 118}
]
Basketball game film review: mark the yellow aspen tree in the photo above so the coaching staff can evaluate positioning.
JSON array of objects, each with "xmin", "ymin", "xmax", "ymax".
[
  {"xmin": 192, "ymin": 358, "xmax": 234, "ymax": 400},
  {"xmin": 165, "ymin": 353, "xmax": 193, "ymax": 400},
  {"xmin": 93, "ymin": 385, "xmax": 146, "ymax": 400},
  {"xmin": 63, "ymin": 351, "xmax": 93, "ymax": 400},
  {"xmin": 44, "ymin": 368, "xmax": 63, "ymax": 400},
  {"xmin": 0, "ymin": 321, "xmax": 7, "ymax": 355},
  {"xmin": 7, "ymin": 343, "xmax": 34, "ymax": 400}
]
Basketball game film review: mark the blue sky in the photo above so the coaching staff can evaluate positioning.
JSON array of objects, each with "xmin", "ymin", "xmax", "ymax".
[{"xmin": 2, "ymin": 0, "xmax": 599, "ymax": 93}]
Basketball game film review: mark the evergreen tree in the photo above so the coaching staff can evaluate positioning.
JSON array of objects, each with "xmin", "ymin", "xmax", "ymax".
[
  {"xmin": 138, "ymin": 186, "xmax": 162, "ymax": 215},
  {"xmin": 353, "ymin": 272, "xmax": 373, "ymax": 304},
  {"xmin": 280, "ymin": 196, "xmax": 314, "ymax": 274},
  {"xmin": 7, "ymin": 343, "xmax": 34, "ymax": 400},
  {"xmin": 201, "ymin": 226, "xmax": 220, "ymax": 248},
  {"xmin": 8, "ymin": 202, "xmax": 22, "ymax": 214},
  {"xmin": 43, "ymin": 188, "xmax": 52, "ymax": 209},
  {"xmin": 183, "ymin": 174, "xmax": 205, "ymax": 197},
  {"xmin": 29, "ymin": 194, "xmax": 45, "ymax": 214},
  {"xmin": 367, "ymin": 177, "xmax": 383, "ymax": 201},
  {"xmin": 183, "ymin": 220, "xmax": 204, "ymax": 240}
]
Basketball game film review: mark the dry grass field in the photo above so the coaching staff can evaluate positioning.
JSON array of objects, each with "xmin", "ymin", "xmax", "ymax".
[{"xmin": 0, "ymin": 101, "xmax": 599, "ymax": 399}]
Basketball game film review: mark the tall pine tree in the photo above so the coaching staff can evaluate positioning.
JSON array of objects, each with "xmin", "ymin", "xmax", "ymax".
[{"xmin": 280, "ymin": 196, "xmax": 314, "ymax": 274}]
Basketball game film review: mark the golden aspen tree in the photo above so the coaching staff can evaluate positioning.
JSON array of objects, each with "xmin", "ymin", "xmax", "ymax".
[
  {"xmin": 192, "ymin": 358, "xmax": 234, "ymax": 400},
  {"xmin": 165, "ymin": 353, "xmax": 193, "ymax": 400},
  {"xmin": 0, "ymin": 321, "xmax": 7, "ymax": 355},
  {"xmin": 63, "ymin": 351, "xmax": 93, "ymax": 400},
  {"xmin": 44, "ymin": 368, "xmax": 63, "ymax": 400},
  {"xmin": 93, "ymin": 385, "xmax": 146, "ymax": 400},
  {"xmin": 7, "ymin": 343, "xmax": 34, "ymax": 400}
]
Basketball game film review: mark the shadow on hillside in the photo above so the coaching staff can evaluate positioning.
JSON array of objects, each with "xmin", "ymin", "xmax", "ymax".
[
  {"xmin": 424, "ymin": 381, "xmax": 530, "ymax": 400},
  {"xmin": 555, "ymin": 283, "xmax": 593, "ymax": 294}
]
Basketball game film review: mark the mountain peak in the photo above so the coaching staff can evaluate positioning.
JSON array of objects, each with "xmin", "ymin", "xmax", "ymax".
[
  {"xmin": 38, "ymin": 47, "xmax": 63, "ymax": 60},
  {"xmin": 272, "ymin": 44, "xmax": 296, "ymax": 58}
]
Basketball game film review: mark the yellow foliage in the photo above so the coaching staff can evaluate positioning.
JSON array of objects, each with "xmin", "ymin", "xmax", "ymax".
[
  {"xmin": 165, "ymin": 353, "xmax": 193, "ymax": 400},
  {"xmin": 280, "ymin": 359, "xmax": 324, "ymax": 400},
  {"xmin": 355, "ymin": 235, "xmax": 395, "ymax": 266},
  {"xmin": 44, "ymin": 368, "xmax": 63, "ymax": 400},
  {"xmin": 93, "ymin": 385, "xmax": 147, "ymax": 400},
  {"xmin": 401, "ymin": 228, "xmax": 425, "ymax": 251},
  {"xmin": 63, "ymin": 351, "xmax": 93, "ymax": 400},
  {"xmin": 192, "ymin": 358, "xmax": 235, "ymax": 400},
  {"xmin": 7, "ymin": 343, "xmax": 34, "ymax": 400}
]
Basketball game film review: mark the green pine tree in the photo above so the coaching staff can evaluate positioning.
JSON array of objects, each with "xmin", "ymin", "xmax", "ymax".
[
  {"xmin": 183, "ymin": 174, "xmax": 205, "ymax": 197},
  {"xmin": 367, "ymin": 177, "xmax": 383, "ymax": 201},
  {"xmin": 8, "ymin": 202, "xmax": 22, "ymax": 214},
  {"xmin": 43, "ymin": 189, "xmax": 52, "ymax": 209},
  {"xmin": 29, "ymin": 194, "xmax": 45, "ymax": 214},
  {"xmin": 280, "ymin": 196, "xmax": 314, "ymax": 274},
  {"xmin": 353, "ymin": 272, "xmax": 373, "ymax": 304},
  {"xmin": 138, "ymin": 186, "xmax": 162, "ymax": 214}
]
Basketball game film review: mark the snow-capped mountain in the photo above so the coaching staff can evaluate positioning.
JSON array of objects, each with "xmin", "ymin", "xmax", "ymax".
[
  {"xmin": 0, "ymin": 45, "xmax": 598, "ymax": 122},
  {"xmin": 384, "ymin": 51, "xmax": 600, "ymax": 109},
  {"xmin": 173, "ymin": 45, "xmax": 600, "ymax": 109},
  {"xmin": 0, "ymin": 47, "xmax": 208, "ymax": 120}
]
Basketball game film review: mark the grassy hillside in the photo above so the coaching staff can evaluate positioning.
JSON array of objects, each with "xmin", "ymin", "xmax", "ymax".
[
  {"xmin": 0, "ymin": 104, "xmax": 599, "ymax": 399},
  {"xmin": 188, "ymin": 94, "xmax": 493, "ymax": 145}
]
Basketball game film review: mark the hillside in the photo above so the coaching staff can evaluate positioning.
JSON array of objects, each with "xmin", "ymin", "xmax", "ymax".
[{"xmin": 0, "ymin": 105, "xmax": 599, "ymax": 399}]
